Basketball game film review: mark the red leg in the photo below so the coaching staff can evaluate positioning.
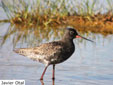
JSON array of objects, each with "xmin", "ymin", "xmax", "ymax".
[
  {"xmin": 40, "ymin": 65, "xmax": 49, "ymax": 80},
  {"xmin": 52, "ymin": 65, "xmax": 55, "ymax": 80}
]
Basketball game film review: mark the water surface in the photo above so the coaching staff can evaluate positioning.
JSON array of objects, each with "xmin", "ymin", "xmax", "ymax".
[
  {"xmin": 0, "ymin": 1, "xmax": 113, "ymax": 84},
  {"xmin": 0, "ymin": 23, "xmax": 113, "ymax": 85}
]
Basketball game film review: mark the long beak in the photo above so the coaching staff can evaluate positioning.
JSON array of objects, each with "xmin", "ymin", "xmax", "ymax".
[{"xmin": 76, "ymin": 35, "xmax": 94, "ymax": 43}]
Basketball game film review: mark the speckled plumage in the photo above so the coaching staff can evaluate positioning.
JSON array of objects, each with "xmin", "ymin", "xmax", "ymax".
[
  {"xmin": 14, "ymin": 39, "xmax": 75, "ymax": 66},
  {"xmin": 14, "ymin": 27, "xmax": 79, "ymax": 80}
]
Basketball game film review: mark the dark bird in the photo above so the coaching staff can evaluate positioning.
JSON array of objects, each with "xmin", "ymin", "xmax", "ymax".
[{"xmin": 14, "ymin": 27, "xmax": 94, "ymax": 80}]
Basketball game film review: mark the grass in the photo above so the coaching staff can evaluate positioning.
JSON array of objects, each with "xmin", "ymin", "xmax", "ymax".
[
  {"xmin": 106, "ymin": 0, "xmax": 113, "ymax": 11},
  {"xmin": 0, "ymin": 0, "xmax": 113, "ymax": 34},
  {"xmin": 0, "ymin": 0, "xmax": 113, "ymax": 47}
]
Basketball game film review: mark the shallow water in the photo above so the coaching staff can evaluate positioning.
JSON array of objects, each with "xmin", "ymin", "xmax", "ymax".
[
  {"xmin": 0, "ymin": 1, "xmax": 113, "ymax": 84},
  {"xmin": 0, "ymin": 23, "xmax": 113, "ymax": 85}
]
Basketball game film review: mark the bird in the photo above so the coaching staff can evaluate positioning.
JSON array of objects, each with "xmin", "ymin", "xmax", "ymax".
[{"xmin": 14, "ymin": 27, "xmax": 94, "ymax": 80}]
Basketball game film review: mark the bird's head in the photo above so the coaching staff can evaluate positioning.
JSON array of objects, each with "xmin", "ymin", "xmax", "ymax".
[{"xmin": 65, "ymin": 27, "xmax": 94, "ymax": 42}]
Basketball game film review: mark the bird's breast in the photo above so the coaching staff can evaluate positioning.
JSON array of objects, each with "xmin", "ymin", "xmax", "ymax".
[{"xmin": 58, "ymin": 44, "xmax": 75, "ymax": 62}]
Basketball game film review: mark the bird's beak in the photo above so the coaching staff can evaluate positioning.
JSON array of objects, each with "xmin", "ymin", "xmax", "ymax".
[{"xmin": 76, "ymin": 35, "xmax": 94, "ymax": 43}]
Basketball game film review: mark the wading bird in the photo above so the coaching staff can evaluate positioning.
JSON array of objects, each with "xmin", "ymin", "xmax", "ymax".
[{"xmin": 14, "ymin": 27, "xmax": 94, "ymax": 80}]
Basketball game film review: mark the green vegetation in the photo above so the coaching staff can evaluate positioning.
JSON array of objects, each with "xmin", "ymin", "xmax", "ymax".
[
  {"xmin": 0, "ymin": 0, "xmax": 113, "ymax": 47},
  {"xmin": 1, "ymin": 0, "xmax": 113, "ymax": 26}
]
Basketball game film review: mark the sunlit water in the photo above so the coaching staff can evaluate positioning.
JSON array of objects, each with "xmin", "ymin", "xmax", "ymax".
[{"xmin": 0, "ymin": 23, "xmax": 113, "ymax": 85}]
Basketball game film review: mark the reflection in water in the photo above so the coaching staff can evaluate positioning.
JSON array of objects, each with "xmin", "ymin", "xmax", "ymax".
[
  {"xmin": 0, "ymin": 24, "xmax": 65, "ymax": 47},
  {"xmin": 0, "ymin": 23, "xmax": 113, "ymax": 85},
  {"xmin": 40, "ymin": 80, "xmax": 55, "ymax": 85},
  {"xmin": 0, "ymin": 23, "xmax": 94, "ymax": 48},
  {"xmin": 40, "ymin": 80, "xmax": 44, "ymax": 85}
]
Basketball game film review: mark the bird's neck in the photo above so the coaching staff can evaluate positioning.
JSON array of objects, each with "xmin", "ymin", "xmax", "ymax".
[
  {"xmin": 61, "ymin": 36, "xmax": 74, "ymax": 46},
  {"xmin": 62, "ymin": 35, "xmax": 73, "ymax": 41}
]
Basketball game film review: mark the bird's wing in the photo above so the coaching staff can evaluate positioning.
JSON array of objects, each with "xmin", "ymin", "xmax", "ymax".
[
  {"xmin": 14, "ymin": 41, "xmax": 63, "ymax": 62},
  {"xmin": 33, "ymin": 41, "xmax": 63, "ymax": 59}
]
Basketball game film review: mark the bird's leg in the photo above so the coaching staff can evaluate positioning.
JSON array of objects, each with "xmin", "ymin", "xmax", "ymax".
[
  {"xmin": 52, "ymin": 64, "xmax": 55, "ymax": 80},
  {"xmin": 40, "ymin": 65, "xmax": 49, "ymax": 80}
]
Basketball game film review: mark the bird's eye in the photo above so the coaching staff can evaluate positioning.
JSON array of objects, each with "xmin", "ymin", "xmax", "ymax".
[{"xmin": 70, "ymin": 31, "xmax": 74, "ymax": 35}]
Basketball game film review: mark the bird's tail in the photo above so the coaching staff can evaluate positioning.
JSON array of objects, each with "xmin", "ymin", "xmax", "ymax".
[
  {"xmin": 13, "ymin": 48, "xmax": 20, "ymax": 53},
  {"xmin": 13, "ymin": 48, "xmax": 38, "ymax": 61},
  {"xmin": 13, "ymin": 48, "xmax": 32, "ymax": 57},
  {"xmin": 13, "ymin": 48, "xmax": 26, "ymax": 55}
]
